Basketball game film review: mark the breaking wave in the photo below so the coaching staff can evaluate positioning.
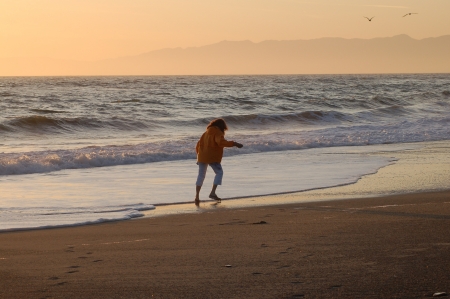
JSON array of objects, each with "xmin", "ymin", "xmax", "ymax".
[
  {"xmin": 221, "ymin": 111, "xmax": 351, "ymax": 126},
  {"xmin": 0, "ymin": 115, "xmax": 152, "ymax": 133},
  {"xmin": 1, "ymin": 114, "xmax": 448, "ymax": 176}
]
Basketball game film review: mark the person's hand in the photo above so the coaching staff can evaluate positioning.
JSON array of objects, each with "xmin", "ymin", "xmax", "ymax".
[{"xmin": 234, "ymin": 142, "xmax": 243, "ymax": 148}]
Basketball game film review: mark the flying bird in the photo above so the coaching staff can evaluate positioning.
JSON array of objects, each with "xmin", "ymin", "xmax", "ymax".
[
  {"xmin": 403, "ymin": 13, "xmax": 418, "ymax": 17},
  {"xmin": 364, "ymin": 16, "xmax": 375, "ymax": 21}
]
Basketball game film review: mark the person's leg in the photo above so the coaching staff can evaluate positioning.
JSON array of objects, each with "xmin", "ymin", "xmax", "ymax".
[
  {"xmin": 209, "ymin": 163, "xmax": 223, "ymax": 200},
  {"xmin": 210, "ymin": 184, "xmax": 218, "ymax": 196},
  {"xmin": 195, "ymin": 185, "xmax": 202, "ymax": 203},
  {"xmin": 195, "ymin": 163, "xmax": 208, "ymax": 202}
]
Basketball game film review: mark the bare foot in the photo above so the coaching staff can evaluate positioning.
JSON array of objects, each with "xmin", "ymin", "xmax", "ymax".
[
  {"xmin": 194, "ymin": 198, "xmax": 200, "ymax": 206},
  {"xmin": 209, "ymin": 194, "xmax": 222, "ymax": 202}
]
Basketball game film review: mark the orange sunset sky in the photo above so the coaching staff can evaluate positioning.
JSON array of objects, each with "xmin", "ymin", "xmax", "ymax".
[{"xmin": 1, "ymin": 0, "xmax": 449, "ymax": 63}]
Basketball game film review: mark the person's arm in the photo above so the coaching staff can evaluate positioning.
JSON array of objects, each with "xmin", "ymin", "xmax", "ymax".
[
  {"xmin": 215, "ymin": 133, "xmax": 235, "ymax": 147},
  {"xmin": 233, "ymin": 141, "xmax": 243, "ymax": 148},
  {"xmin": 214, "ymin": 133, "xmax": 243, "ymax": 148}
]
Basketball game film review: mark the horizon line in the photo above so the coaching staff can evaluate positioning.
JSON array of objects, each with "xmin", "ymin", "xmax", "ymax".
[{"xmin": 2, "ymin": 34, "xmax": 449, "ymax": 62}]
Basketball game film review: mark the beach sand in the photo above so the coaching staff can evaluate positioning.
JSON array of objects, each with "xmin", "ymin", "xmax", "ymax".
[
  {"xmin": 1, "ymin": 141, "xmax": 449, "ymax": 298},
  {"xmin": 1, "ymin": 190, "xmax": 449, "ymax": 299}
]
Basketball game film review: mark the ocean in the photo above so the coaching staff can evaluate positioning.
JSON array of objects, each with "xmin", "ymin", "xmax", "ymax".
[{"xmin": 1, "ymin": 74, "xmax": 449, "ymax": 231}]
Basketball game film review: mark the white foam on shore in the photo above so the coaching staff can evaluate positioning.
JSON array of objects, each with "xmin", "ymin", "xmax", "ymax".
[
  {"xmin": 0, "ymin": 143, "xmax": 422, "ymax": 231},
  {"xmin": 0, "ymin": 204, "xmax": 155, "ymax": 232}
]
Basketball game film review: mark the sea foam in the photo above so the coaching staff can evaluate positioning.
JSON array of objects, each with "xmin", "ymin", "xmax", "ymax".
[{"xmin": 0, "ymin": 204, "xmax": 155, "ymax": 232}]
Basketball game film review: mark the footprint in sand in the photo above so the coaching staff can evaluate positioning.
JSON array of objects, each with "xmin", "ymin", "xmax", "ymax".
[
  {"xmin": 48, "ymin": 276, "xmax": 59, "ymax": 280},
  {"xmin": 66, "ymin": 270, "xmax": 79, "ymax": 274},
  {"xmin": 252, "ymin": 221, "xmax": 267, "ymax": 225},
  {"xmin": 55, "ymin": 282, "xmax": 67, "ymax": 286}
]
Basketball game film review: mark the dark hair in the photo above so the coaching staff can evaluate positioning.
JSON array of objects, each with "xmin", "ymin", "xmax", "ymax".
[{"xmin": 207, "ymin": 118, "xmax": 228, "ymax": 133}]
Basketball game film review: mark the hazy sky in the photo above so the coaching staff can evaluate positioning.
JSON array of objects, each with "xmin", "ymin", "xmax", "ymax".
[{"xmin": 1, "ymin": 0, "xmax": 449, "ymax": 61}]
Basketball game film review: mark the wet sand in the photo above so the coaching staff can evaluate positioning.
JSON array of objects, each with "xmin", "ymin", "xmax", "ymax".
[{"xmin": 1, "ymin": 190, "xmax": 449, "ymax": 299}]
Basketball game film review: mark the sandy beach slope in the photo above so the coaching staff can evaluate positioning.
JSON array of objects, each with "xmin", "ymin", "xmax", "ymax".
[{"xmin": 1, "ymin": 190, "xmax": 449, "ymax": 299}]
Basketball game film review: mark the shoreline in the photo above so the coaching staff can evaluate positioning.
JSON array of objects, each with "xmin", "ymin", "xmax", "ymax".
[{"xmin": 0, "ymin": 140, "xmax": 448, "ymax": 232}]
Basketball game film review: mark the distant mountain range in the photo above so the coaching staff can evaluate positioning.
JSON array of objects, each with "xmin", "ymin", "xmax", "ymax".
[{"xmin": 2, "ymin": 34, "xmax": 449, "ymax": 76}]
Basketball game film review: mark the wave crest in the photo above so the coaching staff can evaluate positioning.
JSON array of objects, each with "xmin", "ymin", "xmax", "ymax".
[
  {"xmin": 222, "ymin": 110, "xmax": 350, "ymax": 126},
  {"xmin": 1, "ymin": 115, "xmax": 152, "ymax": 133}
]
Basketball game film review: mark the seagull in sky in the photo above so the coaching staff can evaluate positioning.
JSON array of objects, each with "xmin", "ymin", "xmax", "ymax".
[
  {"xmin": 403, "ymin": 13, "xmax": 418, "ymax": 17},
  {"xmin": 364, "ymin": 16, "xmax": 375, "ymax": 21}
]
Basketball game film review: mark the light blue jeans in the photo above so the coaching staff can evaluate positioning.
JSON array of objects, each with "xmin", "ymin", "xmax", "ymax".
[{"xmin": 196, "ymin": 162, "xmax": 223, "ymax": 186}]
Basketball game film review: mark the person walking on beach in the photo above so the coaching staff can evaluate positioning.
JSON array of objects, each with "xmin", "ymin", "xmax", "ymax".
[{"xmin": 195, "ymin": 118, "xmax": 243, "ymax": 205}]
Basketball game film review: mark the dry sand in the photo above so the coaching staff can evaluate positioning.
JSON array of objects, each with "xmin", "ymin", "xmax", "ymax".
[{"xmin": 1, "ymin": 191, "xmax": 449, "ymax": 299}]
